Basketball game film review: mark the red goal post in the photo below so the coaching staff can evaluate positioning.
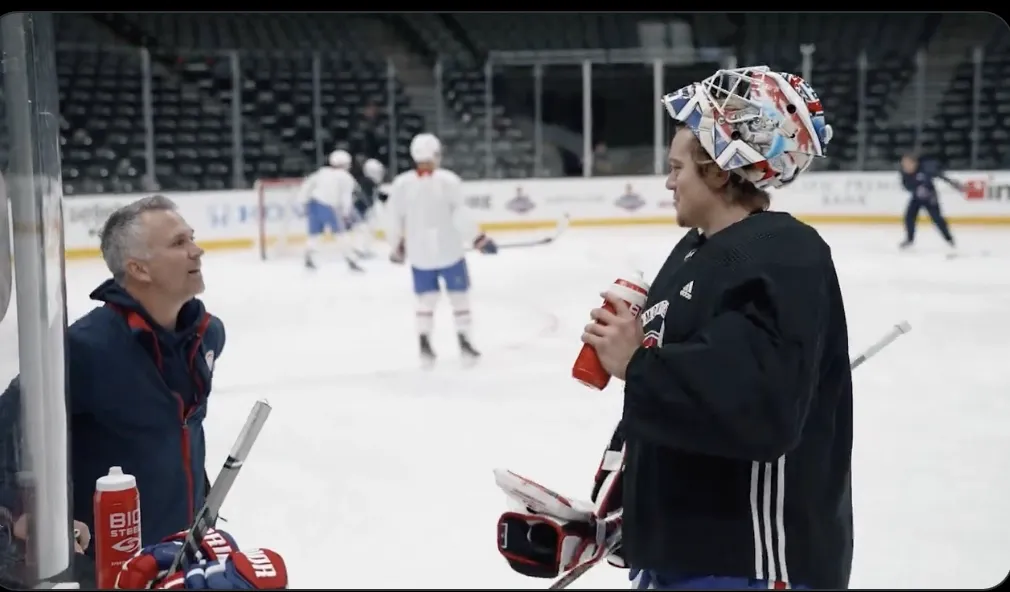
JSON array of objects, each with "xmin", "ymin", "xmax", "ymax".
[{"xmin": 253, "ymin": 178, "xmax": 306, "ymax": 261}]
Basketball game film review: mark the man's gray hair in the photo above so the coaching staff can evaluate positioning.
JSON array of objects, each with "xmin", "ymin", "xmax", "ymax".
[{"xmin": 98, "ymin": 195, "xmax": 178, "ymax": 283}]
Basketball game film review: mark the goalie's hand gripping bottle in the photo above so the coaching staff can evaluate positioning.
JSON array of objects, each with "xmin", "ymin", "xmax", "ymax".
[
  {"xmin": 94, "ymin": 466, "xmax": 141, "ymax": 589},
  {"xmin": 572, "ymin": 270, "xmax": 650, "ymax": 390}
]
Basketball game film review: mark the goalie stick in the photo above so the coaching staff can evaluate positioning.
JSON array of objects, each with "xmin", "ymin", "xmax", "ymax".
[
  {"xmin": 167, "ymin": 399, "xmax": 272, "ymax": 575},
  {"xmin": 547, "ymin": 320, "xmax": 913, "ymax": 590}
]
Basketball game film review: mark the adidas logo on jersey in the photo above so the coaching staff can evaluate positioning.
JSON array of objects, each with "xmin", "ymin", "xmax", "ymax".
[{"xmin": 679, "ymin": 281, "xmax": 693, "ymax": 300}]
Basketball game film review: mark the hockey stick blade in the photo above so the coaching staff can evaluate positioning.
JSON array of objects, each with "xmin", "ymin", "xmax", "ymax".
[
  {"xmin": 547, "ymin": 321, "xmax": 912, "ymax": 589},
  {"xmin": 168, "ymin": 399, "xmax": 272, "ymax": 574},
  {"xmin": 496, "ymin": 214, "xmax": 570, "ymax": 250}
]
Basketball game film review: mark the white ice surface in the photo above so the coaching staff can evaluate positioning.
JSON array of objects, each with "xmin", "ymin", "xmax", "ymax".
[{"xmin": 2, "ymin": 223, "xmax": 1010, "ymax": 588}]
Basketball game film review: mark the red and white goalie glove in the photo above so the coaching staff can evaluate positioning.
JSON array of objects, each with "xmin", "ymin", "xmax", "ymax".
[{"xmin": 494, "ymin": 468, "xmax": 621, "ymax": 579}]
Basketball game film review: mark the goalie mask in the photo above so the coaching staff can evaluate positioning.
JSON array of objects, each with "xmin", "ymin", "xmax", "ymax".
[{"xmin": 661, "ymin": 66, "xmax": 833, "ymax": 190}]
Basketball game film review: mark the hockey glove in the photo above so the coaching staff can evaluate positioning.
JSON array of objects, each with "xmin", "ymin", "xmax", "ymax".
[
  {"xmin": 494, "ymin": 468, "xmax": 619, "ymax": 579},
  {"xmin": 163, "ymin": 548, "xmax": 289, "ymax": 590},
  {"xmin": 389, "ymin": 239, "xmax": 406, "ymax": 264},
  {"xmin": 113, "ymin": 527, "xmax": 238, "ymax": 589},
  {"xmin": 473, "ymin": 234, "xmax": 498, "ymax": 255},
  {"xmin": 592, "ymin": 421, "xmax": 627, "ymax": 569}
]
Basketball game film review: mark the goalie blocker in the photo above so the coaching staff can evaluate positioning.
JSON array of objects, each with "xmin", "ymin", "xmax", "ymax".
[
  {"xmin": 495, "ymin": 473, "xmax": 618, "ymax": 579},
  {"xmin": 495, "ymin": 427, "xmax": 626, "ymax": 581}
]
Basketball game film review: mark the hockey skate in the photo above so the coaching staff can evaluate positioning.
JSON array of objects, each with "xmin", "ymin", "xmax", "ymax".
[
  {"xmin": 458, "ymin": 333, "xmax": 481, "ymax": 367},
  {"xmin": 945, "ymin": 242, "xmax": 959, "ymax": 259},
  {"xmin": 304, "ymin": 253, "xmax": 317, "ymax": 270},
  {"xmin": 345, "ymin": 257, "xmax": 365, "ymax": 273},
  {"xmin": 419, "ymin": 334, "xmax": 436, "ymax": 369}
]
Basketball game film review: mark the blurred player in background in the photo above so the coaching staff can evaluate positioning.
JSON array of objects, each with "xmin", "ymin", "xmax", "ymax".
[
  {"xmin": 347, "ymin": 157, "xmax": 388, "ymax": 259},
  {"xmin": 497, "ymin": 68, "xmax": 854, "ymax": 590},
  {"xmin": 386, "ymin": 133, "xmax": 498, "ymax": 368},
  {"xmin": 899, "ymin": 152, "xmax": 962, "ymax": 255},
  {"xmin": 299, "ymin": 149, "xmax": 362, "ymax": 272}
]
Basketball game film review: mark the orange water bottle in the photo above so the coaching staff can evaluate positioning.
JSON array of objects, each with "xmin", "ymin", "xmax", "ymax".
[
  {"xmin": 572, "ymin": 270, "xmax": 651, "ymax": 390},
  {"xmin": 94, "ymin": 466, "xmax": 141, "ymax": 589}
]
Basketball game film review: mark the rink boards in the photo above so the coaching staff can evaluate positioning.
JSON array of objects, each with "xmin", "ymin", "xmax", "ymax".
[{"xmin": 60, "ymin": 170, "xmax": 1010, "ymax": 259}]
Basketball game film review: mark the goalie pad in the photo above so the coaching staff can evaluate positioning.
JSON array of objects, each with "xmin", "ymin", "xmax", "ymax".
[
  {"xmin": 592, "ymin": 421, "xmax": 627, "ymax": 569},
  {"xmin": 494, "ymin": 468, "xmax": 621, "ymax": 579}
]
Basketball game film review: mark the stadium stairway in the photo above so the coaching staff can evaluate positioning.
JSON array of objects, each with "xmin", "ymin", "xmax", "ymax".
[{"xmin": 887, "ymin": 14, "xmax": 1001, "ymax": 129}]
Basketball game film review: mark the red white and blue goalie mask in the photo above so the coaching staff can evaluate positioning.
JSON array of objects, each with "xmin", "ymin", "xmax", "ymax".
[{"xmin": 661, "ymin": 66, "xmax": 834, "ymax": 190}]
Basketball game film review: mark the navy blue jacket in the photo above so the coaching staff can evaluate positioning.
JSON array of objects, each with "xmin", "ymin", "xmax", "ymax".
[
  {"xmin": 901, "ymin": 159, "xmax": 961, "ymax": 201},
  {"xmin": 0, "ymin": 279, "xmax": 225, "ymax": 550}
]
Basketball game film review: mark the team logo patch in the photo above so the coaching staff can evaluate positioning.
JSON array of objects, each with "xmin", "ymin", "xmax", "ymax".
[
  {"xmin": 640, "ymin": 300, "xmax": 669, "ymax": 348},
  {"xmin": 205, "ymin": 350, "xmax": 215, "ymax": 372}
]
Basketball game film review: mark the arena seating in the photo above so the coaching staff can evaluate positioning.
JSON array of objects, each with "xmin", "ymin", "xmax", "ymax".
[
  {"xmin": 116, "ymin": 14, "xmax": 424, "ymax": 190},
  {"xmin": 37, "ymin": 14, "xmax": 425, "ymax": 194},
  {"xmin": 0, "ymin": 14, "xmax": 1005, "ymax": 195},
  {"xmin": 880, "ymin": 27, "xmax": 1010, "ymax": 171},
  {"xmin": 400, "ymin": 13, "xmax": 948, "ymax": 176}
]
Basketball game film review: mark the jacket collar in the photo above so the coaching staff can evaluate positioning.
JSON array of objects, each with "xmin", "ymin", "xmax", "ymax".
[{"xmin": 89, "ymin": 279, "xmax": 207, "ymax": 340}]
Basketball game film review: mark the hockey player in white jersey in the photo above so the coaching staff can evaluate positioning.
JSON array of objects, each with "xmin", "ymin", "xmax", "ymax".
[
  {"xmin": 386, "ymin": 133, "xmax": 498, "ymax": 367},
  {"xmin": 299, "ymin": 149, "xmax": 363, "ymax": 272}
]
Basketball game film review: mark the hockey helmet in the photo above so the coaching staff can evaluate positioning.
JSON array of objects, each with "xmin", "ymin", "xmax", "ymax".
[
  {"xmin": 363, "ymin": 158, "xmax": 385, "ymax": 182},
  {"xmin": 328, "ymin": 149, "xmax": 352, "ymax": 168},
  {"xmin": 410, "ymin": 133, "xmax": 442, "ymax": 164},
  {"xmin": 661, "ymin": 66, "xmax": 833, "ymax": 190}
]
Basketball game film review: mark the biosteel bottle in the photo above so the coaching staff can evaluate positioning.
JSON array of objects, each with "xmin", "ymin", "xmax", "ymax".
[
  {"xmin": 94, "ymin": 466, "xmax": 141, "ymax": 589},
  {"xmin": 572, "ymin": 270, "xmax": 650, "ymax": 390}
]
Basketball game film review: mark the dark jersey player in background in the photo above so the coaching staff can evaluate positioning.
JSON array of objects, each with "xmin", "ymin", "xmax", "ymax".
[
  {"xmin": 351, "ymin": 157, "xmax": 388, "ymax": 216},
  {"xmin": 899, "ymin": 153, "xmax": 963, "ymax": 255},
  {"xmin": 581, "ymin": 68, "xmax": 854, "ymax": 590}
]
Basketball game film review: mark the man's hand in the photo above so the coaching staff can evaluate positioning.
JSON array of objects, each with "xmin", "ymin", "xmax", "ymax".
[
  {"xmin": 581, "ymin": 292, "xmax": 644, "ymax": 380},
  {"xmin": 13, "ymin": 514, "xmax": 91, "ymax": 553}
]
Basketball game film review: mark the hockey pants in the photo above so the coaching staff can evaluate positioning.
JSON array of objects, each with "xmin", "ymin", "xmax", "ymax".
[{"xmin": 904, "ymin": 197, "xmax": 954, "ymax": 244}]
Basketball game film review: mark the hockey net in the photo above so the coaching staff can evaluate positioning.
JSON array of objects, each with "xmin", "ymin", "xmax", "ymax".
[{"xmin": 254, "ymin": 178, "xmax": 307, "ymax": 260}]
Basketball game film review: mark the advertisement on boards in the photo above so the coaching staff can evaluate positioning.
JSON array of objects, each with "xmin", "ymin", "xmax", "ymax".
[
  {"xmin": 65, "ymin": 199, "xmax": 130, "ymax": 238},
  {"xmin": 57, "ymin": 169, "xmax": 1010, "ymax": 257},
  {"xmin": 614, "ymin": 183, "xmax": 647, "ymax": 212},
  {"xmin": 962, "ymin": 174, "xmax": 1010, "ymax": 202},
  {"xmin": 504, "ymin": 186, "xmax": 536, "ymax": 214},
  {"xmin": 463, "ymin": 193, "xmax": 493, "ymax": 210},
  {"xmin": 774, "ymin": 173, "xmax": 906, "ymax": 216},
  {"xmin": 206, "ymin": 199, "xmax": 304, "ymax": 230},
  {"xmin": 944, "ymin": 171, "xmax": 1010, "ymax": 216}
]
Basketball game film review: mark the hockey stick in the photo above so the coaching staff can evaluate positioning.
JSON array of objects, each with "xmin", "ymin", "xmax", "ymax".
[
  {"xmin": 167, "ymin": 399, "xmax": 272, "ymax": 575},
  {"xmin": 548, "ymin": 320, "xmax": 913, "ymax": 589},
  {"xmin": 495, "ymin": 214, "xmax": 571, "ymax": 250},
  {"xmin": 851, "ymin": 320, "xmax": 912, "ymax": 370}
]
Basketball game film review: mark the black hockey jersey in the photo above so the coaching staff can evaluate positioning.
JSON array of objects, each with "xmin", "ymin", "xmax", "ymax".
[{"xmin": 618, "ymin": 211, "xmax": 854, "ymax": 589}]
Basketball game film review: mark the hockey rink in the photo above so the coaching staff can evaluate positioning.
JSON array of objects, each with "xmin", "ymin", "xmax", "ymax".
[{"xmin": 3, "ymin": 223, "xmax": 1010, "ymax": 588}]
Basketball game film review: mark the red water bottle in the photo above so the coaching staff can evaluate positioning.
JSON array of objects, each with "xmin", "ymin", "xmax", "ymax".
[
  {"xmin": 94, "ymin": 466, "xmax": 141, "ymax": 589},
  {"xmin": 572, "ymin": 270, "xmax": 651, "ymax": 390}
]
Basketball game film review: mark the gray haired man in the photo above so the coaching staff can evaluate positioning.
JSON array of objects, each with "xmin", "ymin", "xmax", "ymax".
[{"xmin": 0, "ymin": 195, "xmax": 226, "ymax": 578}]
